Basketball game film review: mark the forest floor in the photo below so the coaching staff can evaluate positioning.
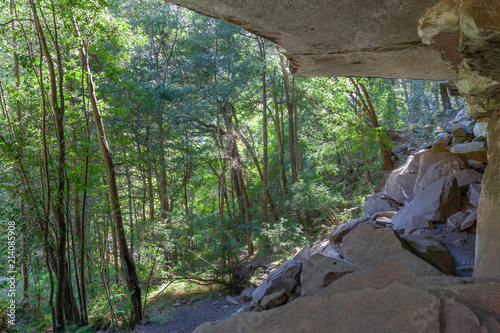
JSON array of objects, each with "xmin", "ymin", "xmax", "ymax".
[{"xmin": 131, "ymin": 295, "xmax": 240, "ymax": 333}]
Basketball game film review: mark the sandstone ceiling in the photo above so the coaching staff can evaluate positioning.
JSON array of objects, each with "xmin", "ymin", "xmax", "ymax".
[{"xmin": 167, "ymin": 0, "xmax": 456, "ymax": 80}]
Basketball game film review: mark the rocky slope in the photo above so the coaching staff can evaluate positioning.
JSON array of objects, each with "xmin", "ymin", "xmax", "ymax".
[{"xmin": 192, "ymin": 108, "xmax": 500, "ymax": 332}]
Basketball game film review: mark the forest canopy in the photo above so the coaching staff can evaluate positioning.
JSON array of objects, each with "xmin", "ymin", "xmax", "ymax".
[{"xmin": 0, "ymin": 0, "xmax": 464, "ymax": 331}]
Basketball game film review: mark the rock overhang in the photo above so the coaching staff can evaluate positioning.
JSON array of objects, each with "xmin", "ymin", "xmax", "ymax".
[{"xmin": 166, "ymin": 0, "xmax": 456, "ymax": 80}]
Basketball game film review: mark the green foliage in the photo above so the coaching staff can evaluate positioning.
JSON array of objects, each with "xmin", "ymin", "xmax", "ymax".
[{"xmin": 0, "ymin": 0, "xmax": 463, "ymax": 329}]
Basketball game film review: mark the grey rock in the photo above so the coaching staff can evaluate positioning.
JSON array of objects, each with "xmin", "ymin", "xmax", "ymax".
[
  {"xmin": 364, "ymin": 192, "xmax": 399, "ymax": 215},
  {"xmin": 329, "ymin": 214, "xmax": 370, "ymax": 247},
  {"xmin": 402, "ymin": 234, "xmax": 455, "ymax": 275},
  {"xmin": 251, "ymin": 260, "xmax": 301, "ymax": 302},
  {"xmin": 339, "ymin": 223, "xmax": 443, "ymax": 276},
  {"xmin": 460, "ymin": 210, "xmax": 477, "ymax": 231},
  {"xmin": 300, "ymin": 253, "xmax": 360, "ymax": 297},
  {"xmin": 392, "ymin": 176, "xmax": 461, "ymax": 233},
  {"xmin": 260, "ymin": 289, "xmax": 290, "ymax": 310},
  {"xmin": 448, "ymin": 211, "xmax": 467, "ymax": 229},
  {"xmin": 467, "ymin": 183, "xmax": 482, "ymax": 207}
]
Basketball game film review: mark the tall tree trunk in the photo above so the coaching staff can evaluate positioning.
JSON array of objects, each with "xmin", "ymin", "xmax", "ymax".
[
  {"xmin": 224, "ymin": 106, "xmax": 253, "ymax": 255},
  {"xmin": 279, "ymin": 55, "xmax": 298, "ymax": 183},
  {"xmin": 271, "ymin": 94, "xmax": 287, "ymax": 195},
  {"xmin": 30, "ymin": 1, "xmax": 67, "ymax": 329},
  {"xmin": 146, "ymin": 123, "xmax": 155, "ymax": 221},
  {"xmin": 440, "ymin": 82, "xmax": 452, "ymax": 112},
  {"xmin": 158, "ymin": 122, "xmax": 169, "ymax": 219},
  {"xmin": 350, "ymin": 78, "xmax": 394, "ymax": 171},
  {"xmin": 261, "ymin": 40, "xmax": 269, "ymax": 248},
  {"xmin": 73, "ymin": 20, "xmax": 143, "ymax": 326}
]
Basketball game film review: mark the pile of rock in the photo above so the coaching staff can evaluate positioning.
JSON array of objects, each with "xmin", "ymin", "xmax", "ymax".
[{"xmin": 193, "ymin": 108, "xmax": 495, "ymax": 332}]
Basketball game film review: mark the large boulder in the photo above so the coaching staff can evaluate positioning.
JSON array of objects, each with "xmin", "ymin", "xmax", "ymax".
[
  {"xmin": 339, "ymin": 223, "xmax": 443, "ymax": 276},
  {"xmin": 395, "ymin": 173, "xmax": 418, "ymax": 201},
  {"xmin": 251, "ymin": 260, "xmax": 302, "ymax": 302},
  {"xmin": 401, "ymin": 234, "xmax": 455, "ymax": 275},
  {"xmin": 364, "ymin": 192, "xmax": 399, "ymax": 215},
  {"xmin": 414, "ymin": 156, "xmax": 468, "ymax": 192},
  {"xmin": 450, "ymin": 142, "xmax": 488, "ymax": 162},
  {"xmin": 300, "ymin": 253, "xmax": 360, "ymax": 297},
  {"xmin": 328, "ymin": 214, "xmax": 370, "ymax": 247},
  {"xmin": 392, "ymin": 176, "xmax": 462, "ymax": 233}
]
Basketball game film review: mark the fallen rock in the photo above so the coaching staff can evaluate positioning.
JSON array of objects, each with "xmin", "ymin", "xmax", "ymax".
[
  {"xmin": 395, "ymin": 173, "xmax": 418, "ymax": 201},
  {"xmin": 225, "ymin": 296, "xmax": 241, "ymax": 305},
  {"xmin": 467, "ymin": 183, "xmax": 482, "ymax": 207},
  {"xmin": 451, "ymin": 125, "xmax": 467, "ymax": 143},
  {"xmin": 300, "ymin": 253, "xmax": 360, "ymax": 297},
  {"xmin": 452, "ymin": 169, "xmax": 482, "ymax": 193},
  {"xmin": 339, "ymin": 223, "xmax": 442, "ymax": 276},
  {"xmin": 364, "ymin": 192, "xmax": 399, "ymax": 215},
  {"xmin": 392, "ymin": 176, "xmax": 461, "ymax": 233},
  {"xmin": 251, "ymin": 260, "xmax": 301, "ymax": 302},
  {"xmin": 260, "ymin": 289, "xmax": 290, "ymax": 310},
  {"xmin": 450, "ymin": 141, "xmax": 488, "ymax": 162},
  {"xmin": 375, "ymin": 216, "xmax": 392, "ymax": 226},
  {"xmin": 371, "ymin": 211, "xmax": 397, "ymax": 220},
  {"xmin": 460, "ymin": 210, "xmax": 477, "ymax": 231},
  {"xmin": 290, "ymin": 246, "xmax": 310, "ymax": 260},
  {"xmin": 414, "ymin": 156, "xmax": 468, "ymax": 192},
  {"xmin": 448, "ymin": 211, "xmax": 467, "ymax": 229},
  {"xmin": 328, "ymin": 214, "xmax": 370, "ymax": 247},
  {"xmin": 240, "ymin": 287, "xmax": 255, "ymax": 302},
  {"xmin": 402, "ymin": 234, "xmax": 455, "ymax": 275},
  {"xmin": 383, "ymin": 164, "xmax": 409, "ymax": 203},
  {"xmin": 320, "ymin": 243, "xmax": 341, "ymax": 259},
  {"xmin": 432, "ymin": 134, "xmax": 451, "ymax": 149},
  {"xmin": 322, "ymin": 271, "xmax": 354, "ymax": 287},
  {"xmin": 467, "ymin": 159, "xmax": 486, "ymax": 170}
]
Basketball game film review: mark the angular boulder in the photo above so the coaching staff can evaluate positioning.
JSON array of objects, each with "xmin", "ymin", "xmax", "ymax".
[
  {"xmin": 460, "ymin": 210, "xmax": 477, "ymax": 231},
  {"xmin": 260, "ymin": 289, "xmax": 290, "ymax": 310},
  {"xmin": 339, "ymin": 223, "xmax": 442, "ymax": 276},
  {"xmin": 392, "ymin": 176, "xmax": 461, "ymax": 233},
  {"xmin": 364, "ymin": 192, "xmax": 399, "ymax": 215},
  {"xmin": 453, "ymin": 169, "xmax": 483, "ymax": 190},
  {"xmin": 450, "ymin": 142, "xmax": 488, "ymax": 162},
  {"xmin": 251, "ymin": 260, "xmax": 301, "ymax": 302},
  {"xmin": 401, "ymin": 234, "xmax": 455, "ymax": 275},
  {"xmin": 290, "ymin": 246, "xmax": 310, "ymax": 260},
  {"xmin": 467, "ymin": 183, "xmax": 482, "ymax": 207},
  {"xmin": 300, "ymin": 253, "xmax": 360, "ymax": 297},
  {"xmin": 414, "ymin": 156, "xmax": 468, "ymax": 192},
  {"xmin": 448, "ymin": 211, "xmax": 467, "ymax": 229},
  {"xmin": 328, "ymin": 214, "xmax": 370, "ymax": 247}
]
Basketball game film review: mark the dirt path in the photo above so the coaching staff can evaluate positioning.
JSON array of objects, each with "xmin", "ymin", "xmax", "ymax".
[{"xmin": 132, "ymin": 296, "xmax": 240, "ymax": 333}]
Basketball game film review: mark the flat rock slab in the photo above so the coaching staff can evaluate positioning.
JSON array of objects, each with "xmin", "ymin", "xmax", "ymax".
[{"xmin": 339, "ymin": 223, "xmax": 443, "ymax": 276}]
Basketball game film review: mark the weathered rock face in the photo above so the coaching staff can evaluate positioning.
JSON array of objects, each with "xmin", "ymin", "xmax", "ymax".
[{"xmin": 167, "ymin": 0, "xmax": 455, "ymax": 80}]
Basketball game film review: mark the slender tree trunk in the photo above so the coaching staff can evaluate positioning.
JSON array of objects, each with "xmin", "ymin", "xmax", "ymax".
[
  {"xmin": 30, "ymin": 1, "xmax": 67, "ymax": 328},
  {"xmin": 74, "ymin": 20, "xmax": 143, "ymax": 326},
  {"xmin": 350, "ymin": 78, "xmax": 394, "ymax": 170},
  {"xmin": 158, "ymin": 122, "xmax": 169, "ymax": 219},
  {"xmin": 261, "ymin": 43, "xmax": 269, "ymax": 248},
  {"xmin": 224, "ymin": 106, "xmax": 253, "ymax": 255},
  {"xmin": 440, "ymin": 82, "xmax": 452, "ymax": 112},
  {"xmin": 146, "ymin": 124, "xmax": 155, "ymax": 221}
]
